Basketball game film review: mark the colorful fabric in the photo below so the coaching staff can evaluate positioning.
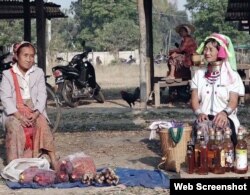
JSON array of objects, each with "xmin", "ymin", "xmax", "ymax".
[
  {"xmin": 178, "ymin": 35, "xmax": 197, "ymax": 66},
  {"xmin": 5, "ymin": 167, "xmax": 170, "ymax": 189},
  {"xmin": 11, "ymin": 68, "xmax": 34, "ymax": 150}
]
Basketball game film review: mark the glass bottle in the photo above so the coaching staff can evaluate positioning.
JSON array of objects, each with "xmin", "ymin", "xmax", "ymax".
[
  {"xmin": 223, "ymin": 128, "xmax": 234, "ymax": 172},
  {"xmin": 186, "ymin": 141, "xmax": 195, "ymax": 174},
  {"xmin": 207, "ymin": 128, "xmax": 216, "ymax": 172},
  {"xmin": 197, "ymin": 135, "xmax": 208, "ymax": 175},
  {"xmin": 194, "ymin": 130, "xmax": 202, "ymax": 172},
  {"xmin": 213, "ymin": 131, "xmax": 225, "ymax": 174},
  {"xmin": 234, "ymin": 131, "xmax": 248, "ymax": 174}
]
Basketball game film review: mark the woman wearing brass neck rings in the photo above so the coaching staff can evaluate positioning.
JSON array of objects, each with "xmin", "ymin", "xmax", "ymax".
[{"xmin": 191, "ymin": 33, "xmax": 244, "ymax": 145}]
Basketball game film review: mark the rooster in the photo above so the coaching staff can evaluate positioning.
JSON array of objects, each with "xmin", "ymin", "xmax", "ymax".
[{"xmin": 120, "ymin": 87, "xmax": 140, "ymax": 107}]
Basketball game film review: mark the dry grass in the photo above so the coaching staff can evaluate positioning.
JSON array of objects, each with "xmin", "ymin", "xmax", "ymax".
[{"xmin": 95, "ymin": 63, "xmax": 167, "ymax": 89}]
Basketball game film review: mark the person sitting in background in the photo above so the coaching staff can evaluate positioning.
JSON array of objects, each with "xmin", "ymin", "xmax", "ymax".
[
  {"xmin": 191, "ymin": 33, "xmax": 245, "ymax": 145},
  {"xmin": 166, "ymin": 24, "xmax": 197, "ymax": 80},
  {"xmin": 0, "ymin": 41, "xmax": 57, "ymax": 169}
]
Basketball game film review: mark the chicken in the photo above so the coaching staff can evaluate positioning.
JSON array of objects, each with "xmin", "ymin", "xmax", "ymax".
[{"xmin": 120, "ymin": 87, "xmax": 140, "ymax": 107}]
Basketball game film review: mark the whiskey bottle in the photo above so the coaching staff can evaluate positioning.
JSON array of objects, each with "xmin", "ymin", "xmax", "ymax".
[
  {"xmin": 207, "ymin": 128, "xmax": 216, "ymax": 172},
  {"xmin": 213, "ymin": 131, "xmax": 225, "ymax": 174},
  {"xmin": 234, "ymin": 131, "xmax": 248, "ymax": 174},
  {"xmin": 223, "ymin": 128, "xmax": 234, "ymax": 172},
  {"xmin": 186, "ymin": 141, "xmax": 195, "ymax": 174},
  {"xmin": 197, "ymin": 135, "xmax": 208, "ymax": 175},
  {"xmin": 194, "ymin": 130, "xmax": 202, "ymax": 172}
]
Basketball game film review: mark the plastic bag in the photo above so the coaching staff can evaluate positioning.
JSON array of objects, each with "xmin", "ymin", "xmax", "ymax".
[
  {"xmin": 57, "ymin": 152, "xmax": 96, "ymax": 182},
  {"xmin": 1, "ymin": 158, "xmax": 50, "ymax": 182}
]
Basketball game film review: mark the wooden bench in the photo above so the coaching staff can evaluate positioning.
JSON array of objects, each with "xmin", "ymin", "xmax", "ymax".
[{"xmin": 153, "ymin": 77, "xmax": 190, "ymax": 108}]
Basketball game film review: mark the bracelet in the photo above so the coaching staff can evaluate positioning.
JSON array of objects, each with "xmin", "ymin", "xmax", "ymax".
[
  {"xmin": 223, "ymin": 107, "xmax": 233, "ymax": 116},
  {"xmin": 194, "ymin": 108, "xmax": 202, "ymax": 116},
  {"xmin": 222, "ymin": 110, "xmax": 228, "ymax": 117}
]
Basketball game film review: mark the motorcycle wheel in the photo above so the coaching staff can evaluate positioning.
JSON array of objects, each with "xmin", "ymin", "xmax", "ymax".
[
  {"xmin": 93, "ymin": 91, "xmax": 105, "ymax": 103},
  {"xmin": 62, "ymin": 80, "xmax": 79, "ymax": 107}
]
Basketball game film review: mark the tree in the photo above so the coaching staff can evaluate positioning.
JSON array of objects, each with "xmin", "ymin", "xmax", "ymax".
[
  {"xmin": 185, "ymin": 0, "xmax": 250, "ymax": 45},
  {"xmin": 0, "ymin": 20, "xmax": 25, "ymax": 47},
  {"xmin": 152, "ymin": 2, "xmax": 189, "ymax": 54},
  {"xmin": 95, "ymin": 18, "xmax": 139, "ymax": 57},
  {"xmin": 71, "ymin": 0, "xmax": 138, "ymax": 51}
]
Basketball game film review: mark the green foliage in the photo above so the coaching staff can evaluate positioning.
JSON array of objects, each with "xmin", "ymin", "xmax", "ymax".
[
  {"xmin": 152, "ymin": 2, "xmax": 189, "ymax": 54},
  {"xmin": 185, "ymin": 0, "xmax": 250, "ymax": 45},
  {"xmin": 71, "ymin": 0, "xmax": 138, "ymax": 51},
  {"xmin": 95, "ymin": 18, "xmax": 139, "ymax": 56},
  {"xmin": 0, "ymin": 20, "xmax": 24, "ymax": 48}
]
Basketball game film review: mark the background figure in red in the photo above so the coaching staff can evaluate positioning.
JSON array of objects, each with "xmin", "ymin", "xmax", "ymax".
[{"xmin": 167, "ymin": 24, "xmax": 197, "ymax": 80}]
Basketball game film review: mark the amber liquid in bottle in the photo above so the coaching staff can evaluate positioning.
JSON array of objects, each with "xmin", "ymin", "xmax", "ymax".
[
  {"xmin": 194, "ymin": 131, "xmax": 202, "ymax": 172},
  {"xmin": 186, "ymin": 141, "xmax": 195, "ymax": 174},
  {"xmin": 213, "ymin": 131, "xmax": 225, "ymax": 174},
  {"xmin": 207, "ymin": 129, "xmax": 216, "ymax": 172},
  {"xmin": 197, "ymin": 135, "xmax": 208, "ymax": 175},
  {"xmin": 223, "ymin": 130, "xmax": 234, "ymax": 172},
  {"xmin": 234, "ymin": 132, "xmax": 248, "ymax": 174}
]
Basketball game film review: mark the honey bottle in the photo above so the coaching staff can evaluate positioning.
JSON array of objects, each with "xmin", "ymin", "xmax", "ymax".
[
  {"xmin": 234, "ymin": 131, "xmax": 248, "ymax": 174},
  {"xmin": 197, "ymin": 135, "xmax": 208, "ymax": 175},
  {"xmin": 207, "ymin": 128, "xmax": 216, "ymax": 172},
  {"xmin": 186, "ymin": 141, "xmax": 195, "ymax": 174},
  {"xmin": 213, "ymin": 131, "xmax": 225, "ymax": 174},
  {"xmin": 194, "ymin": 130, "xmax": 202, "ymax": 172},
  {"xmin": 223, "ymin": 128, "xmax": 234, "ymax": 172}
]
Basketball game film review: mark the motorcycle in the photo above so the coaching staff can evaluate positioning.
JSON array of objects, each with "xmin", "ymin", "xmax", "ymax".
[{"xmin": 52, "ymin": 48, "xmax": 105, "ymax": 108}]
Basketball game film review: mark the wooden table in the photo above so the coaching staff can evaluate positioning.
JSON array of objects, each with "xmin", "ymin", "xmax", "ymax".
[
  {"xmin": 153, "ymin": 77, "xmax": 190, "ymax": 108},
  {"xmin": 238, "ymin": 64, "xmax": 250, "ymax": 87}
]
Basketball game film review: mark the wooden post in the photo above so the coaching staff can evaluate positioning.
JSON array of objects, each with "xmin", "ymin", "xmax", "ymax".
[
  {"xmin": 138, "ymin": 0, "xmax": 147, "ymax": 110},
  {"xmin": 23, "ymin": 0, "xmax": 31, "ymax": 42},
  {"xmin": 144, "ymin": 0, "xmax": 154, "ymax": 96},
  {"xmin": 35, "ymin": 0, "xmax": 46, "ymax": 74}
]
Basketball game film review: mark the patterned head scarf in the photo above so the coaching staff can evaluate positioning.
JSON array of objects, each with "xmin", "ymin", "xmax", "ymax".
[{"xmin": 196, "ymin": 33, "xmax": 237, "ymax": 71}]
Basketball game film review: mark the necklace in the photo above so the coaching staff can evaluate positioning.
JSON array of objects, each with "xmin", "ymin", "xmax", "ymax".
[{"xmin": 205, "ymin": 61, "xmax": 222, "ymax": 84}]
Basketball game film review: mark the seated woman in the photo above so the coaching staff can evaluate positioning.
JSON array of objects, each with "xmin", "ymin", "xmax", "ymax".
[
  {"xmin": 0, "ymin": 41, "xmax": 57, "ymax": 169},
  {"xmin": 167, "ymin": 24, "xmax": 197, "ymax": 80},
  {"xmin": 191, "ymin": 33, "xmax": 245, "ymax": 145}
]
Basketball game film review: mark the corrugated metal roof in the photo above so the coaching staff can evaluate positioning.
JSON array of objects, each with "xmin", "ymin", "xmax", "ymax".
[{"xmin": 0, "ymin": 0, "xmax": 66, "ymax": 19}]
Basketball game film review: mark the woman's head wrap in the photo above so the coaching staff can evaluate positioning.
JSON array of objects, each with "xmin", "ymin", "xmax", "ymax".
[
  {"xmin": 196, "ymin": 33, "xmax": 237, "ymax": 71},
  {"xmin": 15, "ymin": 41, "xmax": 36, "ymax": 54}
]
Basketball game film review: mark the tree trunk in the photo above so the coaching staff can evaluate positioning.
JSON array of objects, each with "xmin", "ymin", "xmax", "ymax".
[{"xmin": 138, "ymin": 0, "xmax": 147, "ymax": 110}]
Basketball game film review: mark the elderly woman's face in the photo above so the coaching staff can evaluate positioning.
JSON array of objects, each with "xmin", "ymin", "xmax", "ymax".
[{"xmin": 203, "ymin": 42, "xmax": 218, "ymax": 62}]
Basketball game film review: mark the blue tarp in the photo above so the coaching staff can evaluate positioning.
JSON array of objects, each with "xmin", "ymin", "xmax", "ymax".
[{"xmin": 6, "ymin": 167, "xmax": 170, "ymax": 189}]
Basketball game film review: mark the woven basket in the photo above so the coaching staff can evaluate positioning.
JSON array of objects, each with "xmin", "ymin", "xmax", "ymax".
[{"xmin": 158, "ymin": 124, "xmax": 192, "ymax": 173}]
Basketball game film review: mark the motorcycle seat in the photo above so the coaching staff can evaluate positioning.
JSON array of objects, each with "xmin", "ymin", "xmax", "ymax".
[{"xmin": 53, "ymin": 65, "xmax": 78, "ymax": 72}]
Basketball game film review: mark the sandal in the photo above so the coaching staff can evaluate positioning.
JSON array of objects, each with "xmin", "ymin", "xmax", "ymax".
[{"xmin": 166, "ymin": 75, "xmax": 175, "ymax": 80}]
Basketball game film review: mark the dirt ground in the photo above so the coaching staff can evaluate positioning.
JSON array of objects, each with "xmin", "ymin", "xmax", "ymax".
[{"xmin": 0, "ymin": 94, "xmax": 249, "ymax": 194}]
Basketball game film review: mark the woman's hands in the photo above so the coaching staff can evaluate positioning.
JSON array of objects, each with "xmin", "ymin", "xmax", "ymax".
[
  {"xmin": 15, "ymin": 110, "xmax": 40, "ymax": 127},
  {"xmin": 197, "ymin": 113, "xmax": 209, "ymax": 122},
  {"xmin": 17, "ymin": 114, "xmax": 33, "ymax": 128},
  {"xmin": 213, "ymin": 111, "xmax": 228, "ymax": 128}
]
